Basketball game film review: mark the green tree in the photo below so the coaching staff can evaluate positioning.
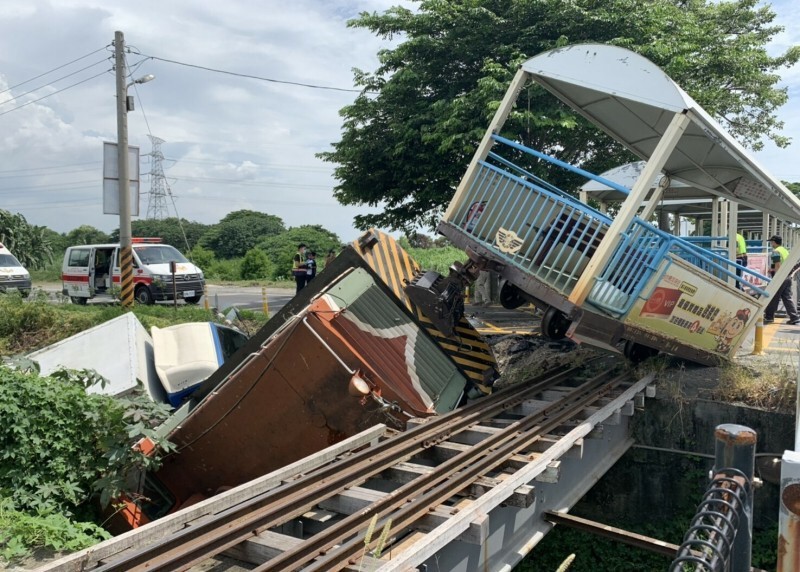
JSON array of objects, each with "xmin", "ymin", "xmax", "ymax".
[
  {"xmin": 784, "ymin": 181, "xmax": 800, "ymax": 196},
  {"xmin": 321, "ymin": 0, "xmax": 800, "ymax": 231},
  {"xmin": 64, "ymin": 225, "xmax": 111, "ymax": 246},
  {"xmin": 258, "ymin": 225, "xmax": 341, "ymax": 279},
  {"xmin": 201, "ymin": 210, "xmax": 285, "ymax": 259},
  {"xmin": 132, "ymin": 218, "xmax": 209, "ymax": 251},
  {"xmin": 108, "ymin": 219, "xmax": 210, "ymax": 252},
  {"xmin": 0, "ymin": 210, "xmax": 53, "ymax": 270}
]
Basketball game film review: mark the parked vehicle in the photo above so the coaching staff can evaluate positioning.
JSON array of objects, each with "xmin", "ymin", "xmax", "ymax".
[
  {"xmin": 0, "ymin": 242, "xmax": 31, "ymax": 296},
  {"xmin": 61, "ymin": 238, "xmax": 204, "ymax": 305}
]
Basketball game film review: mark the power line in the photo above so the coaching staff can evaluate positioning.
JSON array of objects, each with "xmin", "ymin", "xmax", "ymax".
[
  {"xmin": 7, "ymin": 199, "xmax": 99, "ymax": 210},
  {"xmin": 164, "ymin": 156, "xmax": 333, "ymax": 172},
  {"xmin": 0, "ymin": 58, "xmax": 110, "ymax": 107},
  {"xmin": 176, "ymin": 175, "xmax": 331, "ymax": 189},
  {"xmin": 0, "ymin": 69, "xmax": 111, "ymax": 118},
  {"xmin": 0, "ymin": 161, "xmax": 101, "ymax": 175},
  {"xmin": 0, "ymin": 45, "xmax": 110, "ymax": 96},
  {"xmin": 0, "ymin": 180, "xmax": 98, "ymax": 193},
  {"xmin": 0, "ymin": 167, "xmax": 101, "ymax": 180},
  {"xmin": 138, "ymin": 53, "xmax": 365, "ymax": 94}
]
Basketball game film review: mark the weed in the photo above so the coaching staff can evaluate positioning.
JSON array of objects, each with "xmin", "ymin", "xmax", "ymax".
[
  {"xmin": 0, "ymin": 366, "xmax": 173, "ymax": 562},
  {"xmin": 713, "ymin": 360, "xmax": 796, "ymax": 412}
]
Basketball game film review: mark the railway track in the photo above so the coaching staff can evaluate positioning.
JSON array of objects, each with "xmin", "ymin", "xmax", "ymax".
[{"xmin": 41, "ymin": 360, "xmax": 655, "ymax": 572}]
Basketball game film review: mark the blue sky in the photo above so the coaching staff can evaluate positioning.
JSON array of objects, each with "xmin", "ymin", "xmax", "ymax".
[{"xmin": 0, "ymin": 0, "xmax": 797, "ymax": 244}]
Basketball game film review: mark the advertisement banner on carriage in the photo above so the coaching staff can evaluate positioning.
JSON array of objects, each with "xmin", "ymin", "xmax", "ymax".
[{"xmin": 626, "ymin": 259, "xmax": 759, "ymax": 358}]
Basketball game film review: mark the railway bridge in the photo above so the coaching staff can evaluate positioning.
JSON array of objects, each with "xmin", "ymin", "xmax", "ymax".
[{"xmin": 40, "ymin": 362, "xmax": 658, "ymax": 571}]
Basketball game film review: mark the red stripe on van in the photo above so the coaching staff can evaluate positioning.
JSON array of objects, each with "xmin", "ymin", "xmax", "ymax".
[{"xmin": 62, "ymin": 274, "xmax": 89, "ymax": 282}]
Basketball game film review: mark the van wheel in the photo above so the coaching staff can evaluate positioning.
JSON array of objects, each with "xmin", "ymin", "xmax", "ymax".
[
  {"xmin": 70, "ymin": 296, "xmax": 87, "ymax": 305},
  {"xmin": 541, "ymin": 307, "xmax": 571, "ymax": 340},
  {"xmin": 135, "ymin": 286, "xmax": 154, "ymax": 305},
  {"xmin": 184, "ymin": 295, "xmax": 201, "ymax": 305}
]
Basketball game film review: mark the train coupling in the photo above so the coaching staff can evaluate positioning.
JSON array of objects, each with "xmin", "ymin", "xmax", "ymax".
[{"xmin": 404, "ymin": 260, "xmax": 480, "ymax": 337}]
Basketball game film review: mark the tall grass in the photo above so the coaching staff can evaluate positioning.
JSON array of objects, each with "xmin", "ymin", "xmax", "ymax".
[
  {"xmin": 407, "ymin": 246, "xmax": 467, "ymax": 274},
  {"xmin": 0, "ymin": 293, "xmax": 267, "ymax": 355}
]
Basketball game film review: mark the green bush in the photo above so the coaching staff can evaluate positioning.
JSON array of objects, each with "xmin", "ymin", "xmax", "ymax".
[
  {"xmin": 187, "ymin": 244, "xmax": 216, "ymax": 270},
  {"xmin": 240, "ymin": 248, "xmax": 274, "ymax": 280},
  {"xmin": 0, "ymin": 497, "xmax": 110, "ymax": 561},
  {"xmin": 0, "ymin": 366, "xmax": 174, "ymax": 561},
  {"xmin": 205, "ymin": 258, "xmax": 242, "ymax": 281}
]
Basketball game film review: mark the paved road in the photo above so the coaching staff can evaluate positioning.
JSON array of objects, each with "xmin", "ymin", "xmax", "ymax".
[{"xmin": 205, "ymin": 284, "xmax": 294, "ymax": 316}]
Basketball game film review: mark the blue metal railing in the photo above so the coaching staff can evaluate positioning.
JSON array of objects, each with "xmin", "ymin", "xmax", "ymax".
[
  {"xmin": 445, "ymin": 136, "xmax": 772, "ymax": 314},
  {"xmin": 589, "ymin": 220, "xmax": 670, "ymax": 315},
  {"xmin": 451, "ymin": 160, "xmax": 610, "ymax": 296}
]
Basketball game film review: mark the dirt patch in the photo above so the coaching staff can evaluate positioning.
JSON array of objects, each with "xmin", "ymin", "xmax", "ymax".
[{"xmin": 487, "ymin": 333, "xmax": 604, "ymax": 388}]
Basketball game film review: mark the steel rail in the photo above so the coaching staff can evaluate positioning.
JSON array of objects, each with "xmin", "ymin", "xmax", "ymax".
[
  {"xmin": 95, "ymin": 362, "xmax": 603, "ymax": 571},
  {"xmin": 277, "ymin": 369, "xmax": 628, "ymax": 572}
]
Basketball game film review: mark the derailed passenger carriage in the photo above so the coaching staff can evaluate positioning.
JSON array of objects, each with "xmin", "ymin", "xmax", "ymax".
[{"xmin": 421, "ymin": 44, "xmax": 800, "ymax": 365}]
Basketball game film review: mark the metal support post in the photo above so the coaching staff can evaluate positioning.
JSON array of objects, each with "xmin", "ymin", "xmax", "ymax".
[
  {"xmin": 729, "ymin": 201, "xmax": 738, "ymax": 288},
  {"xmin": 569, "ymin": 111, "xmax": 690, "ymax": 306},
  {"xmin": 715, "ymin": 424, "xmax": 756, "ymax": 572},
  {"xmin": 778, "ymin": 367, "xmax": 799, "ymax": 572}
]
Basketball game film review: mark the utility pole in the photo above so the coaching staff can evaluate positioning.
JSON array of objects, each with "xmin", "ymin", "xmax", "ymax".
[{"xmin": 114, "ymin": 30, "xmax": 134, "ymax": 308}]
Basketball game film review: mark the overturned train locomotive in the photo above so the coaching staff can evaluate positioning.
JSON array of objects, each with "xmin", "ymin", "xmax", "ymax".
[
  {"xmin": 113, "ymin": 230, "xmax": 497, "ymax": 530},
  {"xmin": 407, "ymin": 43, "xmax": 800, "ymax": 366}
]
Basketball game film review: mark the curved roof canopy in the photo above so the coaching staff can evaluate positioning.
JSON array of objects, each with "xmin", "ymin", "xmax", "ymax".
[
  {"xmin": 521, "ymin": 44, "xmax": 800, "ymax": 222},
  {"xmin": 581, "ymin": 162, "xmax": 765, "ymax": 223}
]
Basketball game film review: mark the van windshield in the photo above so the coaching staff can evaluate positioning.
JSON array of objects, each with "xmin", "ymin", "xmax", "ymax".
[
  {"xmin": 134, "ymin": 245, "xmax": 189, "ymax": 265},
  {"xmin": 0, "ymin": 253, "xmax": 23, "ymax": 267}
]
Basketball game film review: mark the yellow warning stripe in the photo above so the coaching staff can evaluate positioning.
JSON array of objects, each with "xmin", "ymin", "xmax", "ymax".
[
  {"xmin": 352, "ymin": 229, "xmax": 498, "ymax": 378},
  {"xmin": 119, "ymin": 246, "xmax": 134, "ymax": 306}
]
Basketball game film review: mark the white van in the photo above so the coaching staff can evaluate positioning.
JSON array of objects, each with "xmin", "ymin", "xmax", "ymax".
[
  {"xmin": 0, "ymin": 242, "xmax": 31, "ymax": 296},
  {"xmin": 62, "ymin": 238, "xmax": 205, "ymax": 305}
]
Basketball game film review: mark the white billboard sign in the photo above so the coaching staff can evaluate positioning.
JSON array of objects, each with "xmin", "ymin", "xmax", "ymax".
[{"xmin": 103, "ymin": 142, "xmax": 140, "ymax": 216}]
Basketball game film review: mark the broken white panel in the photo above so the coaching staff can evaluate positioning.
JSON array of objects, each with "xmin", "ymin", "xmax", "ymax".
[{"xmin": 27, "ymin": 313, "xmax": 163, "ymax": 402}]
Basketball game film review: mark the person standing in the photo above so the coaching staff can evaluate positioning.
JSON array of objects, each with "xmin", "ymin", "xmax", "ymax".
[
  {"xmin": 292, "ymin": 243, "xmax": 308, "ymax": 294},
  {"xmin": 735, "ymin": 232, "xmax": 747, "ymax": 290},
  {"xmin": 763, "ymin": 235, "xmax": 800, "ymax": 325},
  {"xmin": 473, "ymin": 271, "xmax": 492, "ymax": 306},
  {"xmin": 306, "ymin": 251, "xmax": 317, "ymax": 282}
]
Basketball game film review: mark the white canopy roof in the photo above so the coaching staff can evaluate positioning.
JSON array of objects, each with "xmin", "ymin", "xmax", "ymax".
[{"xmin": 522, "ymin": 44, "xmax": 800, "ymax": 222}]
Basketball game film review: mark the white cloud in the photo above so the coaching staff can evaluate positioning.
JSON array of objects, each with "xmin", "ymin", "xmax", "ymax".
[{"xmin": 0, "ymin": 0, "xmax": 797, "ymax": 248}]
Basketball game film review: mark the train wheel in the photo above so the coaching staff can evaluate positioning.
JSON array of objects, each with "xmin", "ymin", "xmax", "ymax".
[
  {"xmin": 623, "ymin": 340, "xmax": 659, "ymax": 363},
  {"xmin": 541, "ymin": 307, "xmax": 570, "ymax": 340},
  {"xmin": 70, "ymin": 296, "xmax": 87, "ymax": 306},
  {"xmin": 499, "ymin": 281, "xmax": 525, "ymax": 309}
]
